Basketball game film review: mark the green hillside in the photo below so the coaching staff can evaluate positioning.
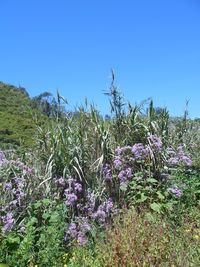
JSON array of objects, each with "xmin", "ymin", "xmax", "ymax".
[{"xmin": 0, "ymin": 82, "xmax": 46, "ymax": 147}]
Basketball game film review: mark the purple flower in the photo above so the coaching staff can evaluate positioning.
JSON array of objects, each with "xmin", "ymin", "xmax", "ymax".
[
  {"xmin": 166, "ymin": 148, "xmax": 176, "ymax": 155},
  {"xmin": 92, "ymin": 205, "xmax": 106, "ymax": 221},
  {"xmin": 20, "ymin": 226, "xmax": 26, "ymax": 233},
  {"xmin": 5, "ymin": 182, "xmax": 12, "ymax": 191},
  {"xmin": 168, "ymin": 157, "xmax": 179, "ymax": 165},
  {"xmin": 106, "ymin": 198, "xmax": 114, "ymax": 213},
  {"xmin": 180, "ymin": 156, "xmax": 192, "ymax": 166},
  {"xmin": 2, "ymin": 213, "xmax": 14, "ymax": 233},
  {"xmin": 77, "ymin": 231, "xmax": 88, "ymax": 244},
  {"xmin": 118, "ymin": 170, "xmax": 127, "ymax": 186},
  {"xmin": 57, "ymin": 177, "xmax": 66, "ymax": 186},
  {"xmin": 65, "ymin": 193, "xmax": 77, "ymax": 206},
  {"xmin": 86, "ymin": 190, "xmax": 95, "ymax": 212},
  {"xmin": 168, "ymin": 146, "xmax": 192, "ymax": 166},
  {"xmin": 115, "ymin": 146, "xmax": 132, "ymax": 156},
  {"xmin": 103, "ymin": 164, "xmax": 112, "ymax": 181},
  {"xmin": 118, "ymin": 170, "xmax": 126, "ymax": 179},
  {"xmin": 74, "ymin": 183, "xmax": 83, "ymax": 192},
  {"xmin": 167, "ymin": 185, "xmax": 182, "ymax": 198},
  {"xmin": 126, "ymin": 168, "xmax": 133, "ymax": 179},
  {"xmin": 149, "ymin": 135, "xmax": 162, "ymax": 153},
  {"xmin": 131, "ymin": 143, "xmax": 149, "ymax": 159},
  {"xmin": 137, "ymin": 176, "xmax": 142, "ymax": 182},
  {"xmin": 113, "ymin": 156, "xmax": 122, "ymax": 168},
  {"xmin": 80, "ymin": 220, "xmax": 91, "ymax": 232},
  {"xmin": 177, "ymin": 146, "xmax": 184, "ymax": 157},
  {"xmin": 64, "ymin": 223, "xmax": 77, "ymax": 240}
]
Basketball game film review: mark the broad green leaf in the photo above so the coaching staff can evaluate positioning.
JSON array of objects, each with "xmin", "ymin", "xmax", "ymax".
[
  {"xmin": 120, "ymin": 185, "xmax": 127, "ymax": 191},
  {"xmin": 146, "ymin": 178, "xmax": 158, "ymax": 184},
  {"xmin": 150, "ymin": 202, "xmax": 161, "ymax": 213},
  {"xmin": 157, "ymin": 191, "xmax": 165, "ymax": 200},
  {"xmin": 42, "ymin": 212, "xmax": 50, "ymax": 220}
]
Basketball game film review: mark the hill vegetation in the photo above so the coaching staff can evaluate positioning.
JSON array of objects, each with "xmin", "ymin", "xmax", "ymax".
[{"xmin": 0, "ymin": 82, "xmax": 62, "ymax": 148}]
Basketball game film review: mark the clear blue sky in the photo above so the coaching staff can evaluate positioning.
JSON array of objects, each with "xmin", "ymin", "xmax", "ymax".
[{"xmin": 0, "ymin": 0, "xmax": 200, "ymax": 118}]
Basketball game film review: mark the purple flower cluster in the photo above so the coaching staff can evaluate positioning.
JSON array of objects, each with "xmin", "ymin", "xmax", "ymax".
[
  {"xmin": 103, "ymin": 164, "xmax": 112, "ymax": 180},
  {"xmin": 0, "ymin": 213, "xmax": 14, "ymax": 233},
  {"xmin": 64, "ymin": 190, "xmax": 115, "ymax": 244},
  {"xmin": 168, "ymin": 146, "xmax": 192, "ymax": 166},
  {"xmin": 111, "ymin": 142, "xmax": 150, "ymax": 188},
  {"xmin": 166, "ymin": 148, "xmax": 176, "ymax": 155},
  {"xmin": 64, "ymin": 217, "xmax": 90, "ymax": 245},
  {"xmin": 118, "ymin": 168, "xmax": 133, "ymax": 186},
  {"xmin": 167, "ymin": 185, "xmax": 182, "ymax": 198},
  {"xmin": 131, "ymin": 143, "xmax": 149, "ymax": 160},
  {"xmin": 149, "ymin": 135, "xmax": 163, "ymax": 153},
  {"xmin": 113, "ymin": 156, "xmax": 122, "ymax": 168},
  {"xmin": 1, "ymin": 154, "xmax": 37, "ymax": 235},
  {"xmin": 116, "ymin": 146, "xmax": 132, "ymax": 156},
  {"xmin": 55, "ymin": 177, "xmax": 66, "ymax": 186},
  {"xmin": 63, "ymin": 178, "xmax": 82, "ymax": 207}
]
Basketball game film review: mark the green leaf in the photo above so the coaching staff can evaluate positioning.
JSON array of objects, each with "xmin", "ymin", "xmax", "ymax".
[
  {"xmin": 146, "ymin": 178, "xmax": 158, "ymax": 184},
  {"xmin": 42, "ymin": 198, "xmax": 52, "ymax": 206},
  {"xmin": 150, "ymin": 202, "xmax": 161, "ymax": 213},
  {"xmin": 42, "ymin": 212, "xmax": 50, "ymax": 220},
  {"xmin": 50, "ymin": 212, "xmax": 60, "ymax": 223},
  {"xmin": 7, "ymin": 235, "xmax": 20, "ymax": 244},
  {"xmin": 156, "ymin": 191, "xmax": 165, "ymax": 200},
  {"xmin": 120, "ymin": 185, "xmax": 127, "ymax": 191},
  {"xmin": 34, "ymin": 201, "xmax": 42, "ymax": 209},
  {"xmin": 137, "ymin": 193, "xmax": 148, "ymax": 203}
]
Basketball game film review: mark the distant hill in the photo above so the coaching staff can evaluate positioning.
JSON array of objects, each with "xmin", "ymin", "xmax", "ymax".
[{"xmin": 0, "ymin": 82, "xmax": 47, "ymax": 148}]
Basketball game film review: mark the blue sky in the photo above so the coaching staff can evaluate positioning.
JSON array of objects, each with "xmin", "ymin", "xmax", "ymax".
[{"xmin": 0, "ymin": 0, "xmax": 200, "ymax": 118}]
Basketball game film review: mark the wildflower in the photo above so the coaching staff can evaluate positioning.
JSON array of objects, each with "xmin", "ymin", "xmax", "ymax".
[
  {"xmin": 185, "ymin": 229, "xmax": 191, "ymax": 233},
  {"xmin": 168, "ymin": 157, "xmax": 179, "ymax": 165},
  {"xmin": 149, "ymin": 135, "xmax": 163, "ymax": 153},
  {"xmin": 64, "ymin": 265, "xmax": 68, "ymax": 267},
  {"xmin": 64, "ymin": 223, "xmax": 77, "ymax": 240},
  {"xmin": 194, "ymin": 235, "xmax": 199, "ymax": 240},
  {"xmin": 74, "ymin": 183, "xmax": 82, "ymax": 192},
  {"xmin": 2, "ymin": 212, "xmax": 14, "ymax": 233},
  {"xmin": 177, "ymin": 146, "xmax": 184, "ymax": 157},
  {"xmin": 106, "ymin": 198, "xmax": 114, "ymax": 213},
  {"xmin": 57, "ymin": 177, "xmax": 66, "ymax": 186},
  {"xmin": 5, "ymin": 182, "xmax": 12, "ymax": 191},
  {"xmin": 65, "ymin": 193, "xmax": 77, "ymax": 206},
  {"xmin": 131, "ymin": 143, "xmax": 148, "ymax": 159},
  {"xmin": 180, "ymin": 156, "xmax": 192, "ymax": 166},
  {"xmin": 113, "ymin": 157, "xmax": 122, "ymax": 168},
  {"xmin": 167, "ymin": 185, "xmax": 182, "ymax": 198},
  {"xmin": 103, "ymin": 164, "xmax": 112, "ymax": 180},
  {"xmin": 166, "ymin": 148, "xmax": 176, "ymax": 155},
  {"xmin": 76, "ymin": 232, "xmax": 88, "ymax": 244},
  {"xmin": 126, "ymin": 167, "xmax": 133, "ymax": 179},
  {"xmin": 20, "ymin": 226, "xmax": 26, "ymax": 233}
]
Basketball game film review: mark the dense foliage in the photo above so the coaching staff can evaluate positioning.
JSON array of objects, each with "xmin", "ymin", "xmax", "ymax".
[
  {"xmin": 0, "ymin": 76, "xmax": 200, "ymax": 266},
  {"xmin": 0, "ymin": 82, "xmax": 60, "ymax": 148}
]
